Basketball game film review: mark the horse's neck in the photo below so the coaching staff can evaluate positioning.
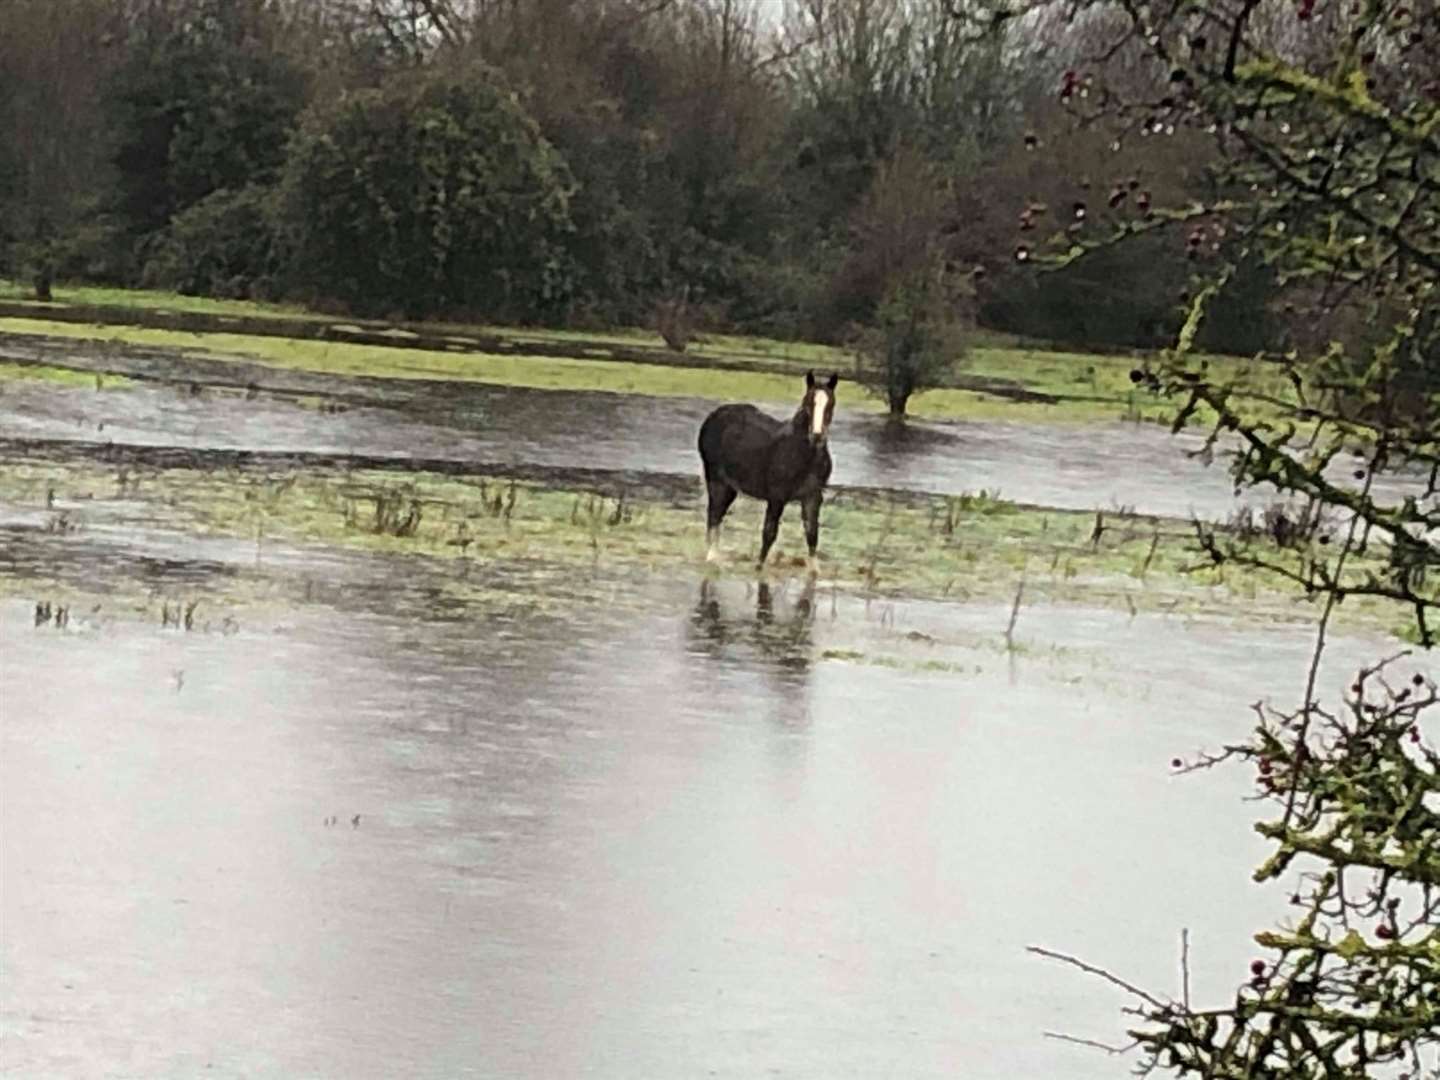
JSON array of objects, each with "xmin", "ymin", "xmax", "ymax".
[{"xmin": 788, "ymin": 406, "xmax": 811, "ymax": 434}]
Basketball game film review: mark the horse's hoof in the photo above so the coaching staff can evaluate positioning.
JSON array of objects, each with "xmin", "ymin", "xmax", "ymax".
[{"xmin": 806, "ymin": 557, "xmax": 820, "ymax": 577}]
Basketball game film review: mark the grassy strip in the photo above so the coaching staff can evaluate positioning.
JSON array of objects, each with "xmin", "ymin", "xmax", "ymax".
[
  {"xmin": 0, "ymin": 277, "xmax": 844, "ymax": 362},
  {"xmin": 0, "ymin": 278, "xmax": 320, "ymax": 321},
  {"xmin": 0, "ymin": 315, "xmax": 1180, "ymax": 424},
  {"xmin": 0, "ymin": 360, "xmax": 133, "ymax": 388},
  {"xmin": 1, "ymin": 278, "xmax": 1298, "ymax": 427}
]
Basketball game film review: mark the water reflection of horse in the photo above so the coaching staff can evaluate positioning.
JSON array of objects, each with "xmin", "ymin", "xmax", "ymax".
[
  {"xmin": 698, "ymin": 371, "xmax": 838, "ymax": 573},
  {"xmin": 688, "ymin": 578, "xmax": 817, "ymax": 674}
]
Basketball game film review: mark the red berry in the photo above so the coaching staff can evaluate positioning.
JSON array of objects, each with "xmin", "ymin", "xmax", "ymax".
[
  {"xmin": 1376, "ymin": 924, "xmax": 1396, "ymax": 940},
  {"xmin": 1171, "ymin": 757, "xmax": 1183, "ymax": 768},
  {"xmin": 1250, "ymin": 959, "xmax": 1266, "ymax": 976}
]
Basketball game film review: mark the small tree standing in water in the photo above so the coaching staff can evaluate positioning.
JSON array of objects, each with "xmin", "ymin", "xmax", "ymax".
[
  {"xmin": 840, "ymin": 146, "xmax": 969, "ymax": 417},
  {"xmin": 950, "ymin": 0, "xmax": 1440, "ymax": 1072},
  {"xmin": 853, "ymin": 271, "xmax": 968, "ymax": 417}
]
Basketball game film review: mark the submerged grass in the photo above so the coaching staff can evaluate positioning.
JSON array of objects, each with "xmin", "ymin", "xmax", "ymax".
[{"xmin": 0, "ymin": 451, "xmax": 1399, "ymax": 633}]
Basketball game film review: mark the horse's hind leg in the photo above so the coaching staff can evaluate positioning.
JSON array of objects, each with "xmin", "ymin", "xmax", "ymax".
[
  {"xmin": 705, "ymin": 480, "xmax": 738, "ymax": 562},
  {"xmin": 757, "ymin": 499, "xmax": 785, "ymax": 570}
]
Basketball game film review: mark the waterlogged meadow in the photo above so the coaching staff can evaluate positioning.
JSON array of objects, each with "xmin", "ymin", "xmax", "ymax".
[
  {"xmin": 0, "ymin": 445, "xmax": 1395, "ymax": 637},
  {"xmin": 1, "ymin": 310, "xmax": 1417, "ymax": 1080}
]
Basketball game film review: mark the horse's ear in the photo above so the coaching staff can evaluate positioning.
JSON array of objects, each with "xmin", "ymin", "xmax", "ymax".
[
  {"xmin": 826, "ymin": 373, "xmax": 839, "ymax": 391},
  {"xmin": 805, "ymin": 370, "xmax": 816, "ymax": 389}
]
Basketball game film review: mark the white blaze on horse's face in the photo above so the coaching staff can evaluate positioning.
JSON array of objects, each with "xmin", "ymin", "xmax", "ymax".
[{"xmin": 811, "ymin": 389, "xmax": 830, "ymax": 440}]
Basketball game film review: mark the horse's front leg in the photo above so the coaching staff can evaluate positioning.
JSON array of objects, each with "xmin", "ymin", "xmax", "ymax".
[
  {"xmin": 757, "ymin": 500, "xmax": 786, "ymax": 570},
  {"xmin": 801, "ymin": 492, "xmax": 822, "ymax": 576}
]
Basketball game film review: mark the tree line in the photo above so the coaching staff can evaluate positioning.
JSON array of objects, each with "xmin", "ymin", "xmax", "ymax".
[{"xmin": 0, "ymin": 0, "xmax": 1365, "ymax": 359}]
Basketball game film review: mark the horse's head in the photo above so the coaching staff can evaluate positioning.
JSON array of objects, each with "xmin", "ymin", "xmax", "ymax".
[{"xmin": 802, "ymin": 370, "xmax": 839, "ymax": 446}]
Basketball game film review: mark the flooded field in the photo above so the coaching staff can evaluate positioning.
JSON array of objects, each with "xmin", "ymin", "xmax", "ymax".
[
  {"xmin": 0, "ymin": 338, "xmax": 1420, "ymax": 1078},
  {"xmin": 2, "ymin": 351, "xmax": 1244, "ymax": 519}
]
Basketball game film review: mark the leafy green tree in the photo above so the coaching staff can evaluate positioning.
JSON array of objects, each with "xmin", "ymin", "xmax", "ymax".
[{"xmin": 280, "ymin": 63, "xmax": 576, "ymax": 320}]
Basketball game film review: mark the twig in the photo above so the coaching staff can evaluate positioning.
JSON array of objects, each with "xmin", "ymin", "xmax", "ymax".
[
  {"xmin": 1140, "ymin": 526, "xmax": 1160, "ymax": 580},
  {"xmin": 1042, "ymin": 1030, "xmax": 1137, "ymax": 1055},
  {"xmin": 1287, "ymin": 446, "xmax": 1382, "ymax": 825},
  {"xmin": 1027, "ymin": 946, "xmax": 1172, "ymax": 1012},
  {"xmin": 1181, "ymin": 927, "xmax": 1191, "ymax": 1010},
  {"xmin": 1004, "ymin": 576, "xmax": 1026, "ymax": 650}
]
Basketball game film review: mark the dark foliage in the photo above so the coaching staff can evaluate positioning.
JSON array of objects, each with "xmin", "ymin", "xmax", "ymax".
[
  {"xmin": 105, "ymin": 0, "xmax": 306, "ymax": 247},
  {"xmin": 280, "ymin": 65, "xmax": 576, "ymax": 321},
  {"xmin": 142, "ymin": 186, "xmax": 286, "ymax": 300}
]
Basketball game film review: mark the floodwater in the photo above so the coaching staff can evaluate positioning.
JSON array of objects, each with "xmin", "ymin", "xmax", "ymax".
[
  {"xmin": 7, "ymin": 360, "xmax": 1425, "ymax": 524},
  {"xmin": 1, "ymin": 344, "xmax": 1425, "ymax": 1077},
  {"xmin": 1, "ymin": 366, "xmax": 1248, "ymax": 520},
  {"xmin": 0, "ymin": 519, "xmax": 1415, "ymax": 1078}
]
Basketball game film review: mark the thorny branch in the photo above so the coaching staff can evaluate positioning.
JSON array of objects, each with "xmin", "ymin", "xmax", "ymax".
[{"xmin": 960, "ymin": 0, "xmax": 1440, "ymax": 1073}]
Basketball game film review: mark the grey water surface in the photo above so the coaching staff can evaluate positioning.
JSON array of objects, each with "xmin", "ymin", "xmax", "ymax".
[{"xmin": 1, "ymin": 573, "xmax": 1413, "ymax": 1079}]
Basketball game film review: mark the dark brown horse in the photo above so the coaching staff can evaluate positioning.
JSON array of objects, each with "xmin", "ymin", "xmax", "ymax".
[{"xmin": 697, "ymin": 371, "xmax": 838, "ymax": 572}]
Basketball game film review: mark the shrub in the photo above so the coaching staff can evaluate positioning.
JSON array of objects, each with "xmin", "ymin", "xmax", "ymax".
[
  {"xmin": 852, "ymin": 273, "xmax": 968, "ymax": 417},
  {"xmin": 280, "ymin": 65, "xmax": 576, "ymax": 322},
  {"xmin": 142, "ymin": 186, "xmax": 284, "ymax": 299}
]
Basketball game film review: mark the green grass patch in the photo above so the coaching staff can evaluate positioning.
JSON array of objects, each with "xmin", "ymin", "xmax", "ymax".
[
  {"xmin": 0, "ymin": 315, "xmax": 1171, "ymax": 424},
  {"xmin": 0, "ymin": 277, "xmax": 320, "ymax": 321},
  {"xmin": 0, "ymin": 360, "xmax": 133, "ymax": 388},
  {"xmin": 0, "ymin": 278, "xmax": 1296, "ymax": 426}
]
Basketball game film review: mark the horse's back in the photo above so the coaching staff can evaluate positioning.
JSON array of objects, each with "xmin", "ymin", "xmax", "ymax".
[{"xmin": 699, "ymin": 404, "xmax": 782, "ymax": 462}]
